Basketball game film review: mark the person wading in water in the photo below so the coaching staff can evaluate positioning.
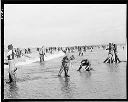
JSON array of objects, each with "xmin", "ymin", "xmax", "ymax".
[
  {"xmin": 58, "ymin": 50, "xmax": 75, "ymax": 77},
  {"xmin": 39, "ymin": 46, "xmax": 46, "ymax": 62},
  {"xmin": 77, "ymin": 59, "xmax": 91, "ymax": 71},
  {"xmin": 104, "ymin": 43, "xmax": 120, "ymax": 63},
  {"xmin": 104, "ymin": 43, "xmax": 114, "ymax": 63},
  {"xmin": 113, "ymin": 44, "xmax": 121, "ymax": 63},
  {"xmin": 6, "ymin": 44, "xmax": 31, "ymax": 83},
  {"xmin": 6, "ymin": 44, "xmax": 17, "ymax": 83}
]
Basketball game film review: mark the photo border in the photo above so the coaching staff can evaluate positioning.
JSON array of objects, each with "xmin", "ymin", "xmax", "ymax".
[{"xmin": 1, "ymin": 0, "xmax": 128, "ymax": 101}]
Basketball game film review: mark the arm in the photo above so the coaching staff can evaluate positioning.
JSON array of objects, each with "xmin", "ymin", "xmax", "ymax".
[
  {"xmin": 85, "ymin": 61, "xmax": 91, "ymax": 69},
  {"xmin": 85, "ymin": 65, "xmax": 89, "ymax": 70}
]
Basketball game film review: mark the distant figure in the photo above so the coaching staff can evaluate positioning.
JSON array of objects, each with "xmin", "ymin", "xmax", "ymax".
[
  {"xmin": 6, "ymin": 44, "xmax": 17, "ymax": 83},
  {"xmin": 46, "ymin": 48, "xmax": 48, "ymax": 53},
  {"xmin": 78, "ymin": 47, "xmax": 84, "ymax": 56},
  {"xmin": 17, "ymin": 48, "xmax": 21, "ymax": 58},
  {"xmin": 25, "ymin": 49, "xmax": 28, "ymax": 54},
  {"xmin": 79, "ymin": 51, "xmax": 84, "ymax": 56},
  {"xmin": 83, "ymin": 46, "xmax": 86, "ymax": 52},
  {"xmin": 37, "ymin": 48, "xmax": 40, "ymax": 51},
  {"xmin": 77, "ymin": 59, "xmax": 91, "ymax": 71},
  {"xmin": 39, "ymin": 47, "xmax": 46, "ymax": 62},
  {"xmin": 28, "ymin": 48, "xmax": 31, "ymax": 54}
]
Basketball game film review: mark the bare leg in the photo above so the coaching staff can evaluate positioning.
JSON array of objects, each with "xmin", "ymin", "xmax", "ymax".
[
  {"xmin": 116, "ymin": 57, "xmax": 121, "ymax": 63},
  {"xmin": 58, "ymin": 65, "xmax": 64, "ymax": 76},
  {"xmin": 65, "ymin": 67, "xmax": 70, "ymax": 77},
  {"xmin": 85, "ymin": 66, "xmax": 90, "ymax": 71},
  {"xmin": 66, "ymin": 67, "xmax": 70, "ymax": 77},
  {"xmin": 104, "ymin": 57, "xmax": 109, "ymax": 63},
  {"xmin": 77, "ymin": 65, "xmax": 82, "ymax": 71},
  {"xmin": 9, "ymin": 73, "xmax": 13, "ymax": 83},
  {"xmin": 40, "ymin": 57, "xmax": 42, "ymax": 62},
  {"xmin": 42, "ymin": 55, "xmax": 44, "ymax": 61},
  {"xmin": 8, "ymin": 70, "xmax": 16, "ymax": 83},
  {"xmin": 8, "ymin": 60, "xmax": 16, "ymax": 83},
  {"xmin": 64, "ymin": 67, "xmax": 67, "ymax": 76}
]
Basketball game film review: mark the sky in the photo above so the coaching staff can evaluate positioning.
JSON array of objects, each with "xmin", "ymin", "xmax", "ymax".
[{"xmin": 4, "ymin": 4, "xmax": 126, "ymax": 48}]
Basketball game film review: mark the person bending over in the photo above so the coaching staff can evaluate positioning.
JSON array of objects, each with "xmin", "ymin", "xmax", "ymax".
[{"xmin": 77, "ymin": 59, "xmax": 91, "ymax": 71}]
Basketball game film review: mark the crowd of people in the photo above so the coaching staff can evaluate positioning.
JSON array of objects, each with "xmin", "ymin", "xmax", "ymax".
[{"xmin": 4, "ymin": 43, "xmax": 122, "ymax": 83}]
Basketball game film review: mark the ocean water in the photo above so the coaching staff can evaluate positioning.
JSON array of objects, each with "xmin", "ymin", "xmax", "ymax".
[
  {"xmin": 4, "ymin": 45, "xmax": 127, "ymax": 99},
  {"xmin": 4, "ymin": 51, "xmax": 65, "ymax": 69}
]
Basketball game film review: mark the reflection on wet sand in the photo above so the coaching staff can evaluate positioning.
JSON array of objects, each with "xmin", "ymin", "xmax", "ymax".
[
  {"xmin": 7, "ymin": 82, "xmax": 19, "ymax": 99},
  {"xmin": 80, "ymin": 71, "xmax": 92, "ymax": 78},
  {"xmin": 58, "ymin": 77, "xmax": 73, "ymax": 98},
  {"xmin": 105, "ymin": 63, "xmax": 119, "ymax": 72}
]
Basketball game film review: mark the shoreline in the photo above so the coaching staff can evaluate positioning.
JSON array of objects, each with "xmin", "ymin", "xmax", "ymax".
[{"xmin": 4, "ymin": 51, "xmax": 65, "ymax": 68}]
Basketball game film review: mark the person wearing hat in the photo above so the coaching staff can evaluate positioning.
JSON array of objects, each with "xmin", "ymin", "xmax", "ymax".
[{"xmin": 6, "ymin": 44, "xmax": 17, "ymax": 83}]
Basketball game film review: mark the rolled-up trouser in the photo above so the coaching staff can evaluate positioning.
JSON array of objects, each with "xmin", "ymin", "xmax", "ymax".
[{"xmin": 8, "ymin": 60, "xmax": 16, "ymax": 82}]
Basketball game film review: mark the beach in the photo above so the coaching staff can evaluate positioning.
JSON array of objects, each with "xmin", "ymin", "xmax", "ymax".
[
  {"xmin": 3, "ymin": 4, "xmax": 126, "ymax": 99},
  {"xmin": 4, "ymin": 45, "xmax": 127, "ymax": 99}
]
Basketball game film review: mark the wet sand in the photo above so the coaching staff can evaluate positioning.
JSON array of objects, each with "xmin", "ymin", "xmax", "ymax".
[{"xmin": 4, "ymin": 48, "xmax": 127, "ymax": 99}]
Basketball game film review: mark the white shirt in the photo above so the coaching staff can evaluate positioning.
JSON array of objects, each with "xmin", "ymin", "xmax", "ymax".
[{"xmin": 7, "ymin": 50, "xmax": 13, "ymax": 56}]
